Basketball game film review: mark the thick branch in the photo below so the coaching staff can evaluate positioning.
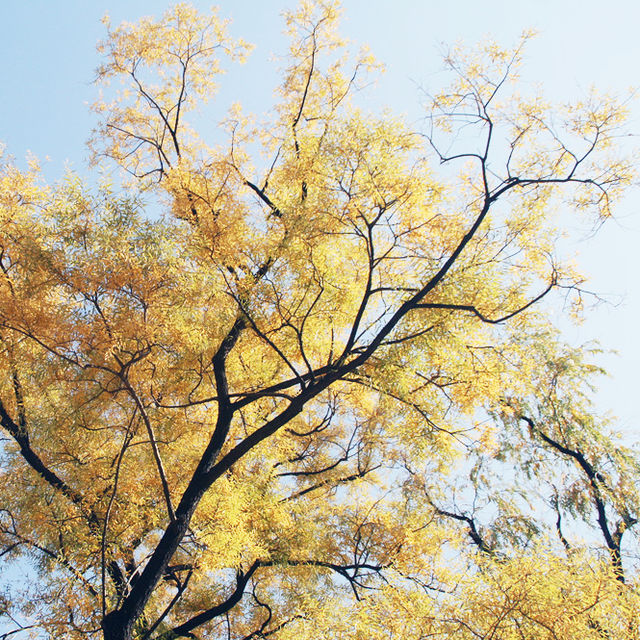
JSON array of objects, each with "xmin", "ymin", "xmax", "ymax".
[
  {"xmin": 245, "ymin": 180, "xmax": 283, "ymax": 218},
  {"xmin": 0, "ymin": 398, "xmax": 95, "ymax": 524},
  {"xmin": 102, "ymin": 315, "xmax": 246, "ymax": 639},
  {"xmin": 163, "ymin": 562, "xmax": 259, "ymax": 639}
]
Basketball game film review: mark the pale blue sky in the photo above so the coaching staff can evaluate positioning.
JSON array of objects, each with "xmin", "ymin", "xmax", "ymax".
[{"xmin": 1, "ymin": 0, "xmax": 639, "ymax": 428}]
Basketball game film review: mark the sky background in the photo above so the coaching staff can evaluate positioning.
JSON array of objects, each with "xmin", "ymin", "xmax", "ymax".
[{"xmin": 1, "ymin": 0, "xmax": 639, "ymax": 430}]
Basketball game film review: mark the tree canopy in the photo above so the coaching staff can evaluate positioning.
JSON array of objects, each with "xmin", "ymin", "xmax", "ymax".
[{"xmin": 0, "ymin": 2, "xmax": 638, "ymax": 639}]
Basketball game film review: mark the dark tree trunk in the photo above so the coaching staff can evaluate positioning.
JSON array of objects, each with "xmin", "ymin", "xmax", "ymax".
[{"xmin": 101, "ymin": 609, "xmax": 134, "ymax": 640}]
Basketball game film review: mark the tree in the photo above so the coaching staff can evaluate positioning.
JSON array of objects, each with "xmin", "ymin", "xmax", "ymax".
[{"xmin": 0, "ymin": 2, "xmax": 637, "ymax": 639}]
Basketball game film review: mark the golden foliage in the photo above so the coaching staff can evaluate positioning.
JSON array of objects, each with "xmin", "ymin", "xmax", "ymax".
[{"xmin": 0, "ymin": 3, "xmax": 637, "ymax": 639}]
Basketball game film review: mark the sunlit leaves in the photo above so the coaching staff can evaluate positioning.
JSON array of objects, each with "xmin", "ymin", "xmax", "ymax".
[{"xmin": 0, "ymin": 2, "xmax": 637, "ymax": 639}]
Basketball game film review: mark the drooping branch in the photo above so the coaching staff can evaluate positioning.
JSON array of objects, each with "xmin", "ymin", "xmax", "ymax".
[
  {"xmin": 550, "ymin": 488, "xmax": 571, "ymax": 553},
  {"xmin": 0, "ymin": 339, "xmax": 131, "ymax": 600},
  {"xmin": 521, "ymin": 415, "xmax": 633, "ymax": 581},
  {"xmin": 261, "ymin": 557, "xmax": 386, "ymax": 601}
]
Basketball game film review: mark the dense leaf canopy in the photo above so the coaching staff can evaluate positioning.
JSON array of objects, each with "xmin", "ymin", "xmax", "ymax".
[{"xmin": 0, "ymin": 3, "xmax": 638, "ymax": 639}]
